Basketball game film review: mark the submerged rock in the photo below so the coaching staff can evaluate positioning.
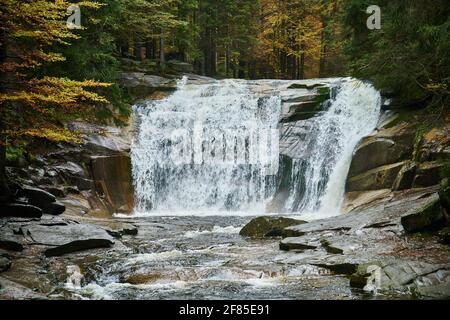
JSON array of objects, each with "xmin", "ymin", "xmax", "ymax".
[{"xmin": 239, "ymin": 216, "xmax": 306, "ymax": 239}]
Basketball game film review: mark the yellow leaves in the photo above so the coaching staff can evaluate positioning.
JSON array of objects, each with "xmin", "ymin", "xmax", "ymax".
[{"xmin": 19, "ymin": 127, "xmax": 82, "ymax": 144}]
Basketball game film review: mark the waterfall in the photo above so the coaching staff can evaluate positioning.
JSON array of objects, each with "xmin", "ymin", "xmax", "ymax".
[
  {"xmin": 281, "ymin": 80, "xmax": 381, "ymax": 218},
  {"xmin": 131, "ymin": 77, "xmax": 381, "ymax": 217},
  {"xmin": 131, "ymin": 78, "xmax": 281, "ymax": 214}
]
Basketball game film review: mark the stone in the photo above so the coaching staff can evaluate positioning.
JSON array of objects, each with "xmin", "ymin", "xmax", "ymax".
[
  {"xmin": 439, "ymin": 178, "xmax": 450, "ymax": 213},
  {"xmin": 347, "ymin": 123, "xmax": 415, "ymax": 178},
  {"xmin": 346, "ymin": 162, "xmax": 406, "ymax": 192},
  {"xmin": 438, "ymin": 228, "xmax": 450, "ymax": 245},
  {"xmin": 239, "ymin": 216, "xmax": 306, "ymax": 239},
  {"xmin": 167, "ymin": 60, "xmax": 194, "ymax": 73},
  {"xmin": 0, "ymin": 203, "xmax": 43, "ymax": 218},
  {"xmin": 20, "ymin": 185, "xmax": 56, "ymax": 208},
  {"xmin": 42, "ymin": 201, "xmax": 66, "ymax": 216},
  {"xmin": 24, "ymin": 223, "xmax": 114, "ymax": 257},
  {"xmin": 412, "ymin": 161, "xmax": 445, "ymax": 188},
  {"xmin": 43, "ymin": 186, "xmax": 67, "ymax": 198},
  {"xmin": 401, "ymin": 195, "xmax": 445, "ymax": 233},
  {"xmin": 0, "ymin": 226, "xmax": 24, "ymax": 251},
  {"xmin": 392, "ymin": 161, "xmax": 417, "ymax": 191},
  {"xmin": 119, "ymin": 72, "xmax": 176, "ymax": 99},
  {"xmin": 0, "ymin": 254, "xmax": 11, "ymax": 272},
  {"xmin": 90, "ymin": 155, "xmax": 134, "ymax": 214}
]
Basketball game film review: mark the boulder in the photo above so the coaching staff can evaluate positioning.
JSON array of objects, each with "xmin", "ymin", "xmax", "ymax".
[
  {"xmin": 438, "ymin": 228, "xmax": 450, "ymax": 245},
  {"xmin": 55, "ymin": 162, "xmax": 86, "ymax": 178},
  {"xmin": 239, "ymin": 216, "xmax": 306, "ymax": 239},
  {"xmin": 392, "ymin": 161, "xmax": 417, "ymax": 191},
  {"xmin": 24, "ymin": 223, "xmax": 114, "ymax": 257},
  {"xmin": 279, "ymin": 237, "xmax": 318, "ymax": 251},
  {"xmin": 42, "ymin": 201, "xmax": 66, "ymax": 216},
  {"xmin": 0, "ymin": 203, "xmax": 43, "ymax": 218},
  {"xmin": 401, "ymin": 195, "xmax": 445, "ymax": 233},
  {"xmin": 20, "ymin": 185, "xmax": 55, "ymax": 208},
  {"xmin": 120, "ymin": 72, "xmax": 176, "ymax": 99},
  {"xmin": 348, "ymin": 123, "xmax": 415, "ymax": 178},
  {"xmin": 412, "ymin": 161, "xmax": 445, "ymax": 188},
  {"xmin": 0, "ymin": 253, "xmax": 11, "ymax": 272},
  {"xmin": 90, "ymin": 155, "xmax": 134, "ymax": 214},
  {"xmin": 439, "ymin": 178, "xmax": 450, "ymax": 213},
  {"xmin": 0, "ymin": 226, "xmax": 24, "ymax": 251},
  {"xmin": 346, "ymin": 162, "xmax": 406, "ymax": 192},
  {"xmin": 43, "ymin": 186, "xmax": 67, "ymax": 198}
]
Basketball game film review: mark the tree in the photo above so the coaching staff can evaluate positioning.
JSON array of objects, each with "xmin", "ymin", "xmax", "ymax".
[{"xmin": 0, "ymin": 0, "xmax": 110, "ymax": 198}]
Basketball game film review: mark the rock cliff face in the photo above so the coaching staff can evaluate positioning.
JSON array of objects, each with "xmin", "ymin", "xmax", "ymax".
[{"xmin": 344, "ymin": 109, "xmax": 449, "ymax": 213}]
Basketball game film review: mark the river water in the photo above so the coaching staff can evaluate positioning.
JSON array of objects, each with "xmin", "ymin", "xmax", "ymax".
[{"xmin": 68, "ymin": 78, "xmax": 383, "ymax": 299}]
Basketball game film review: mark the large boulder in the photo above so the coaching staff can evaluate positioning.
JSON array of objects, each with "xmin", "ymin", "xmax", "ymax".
[
  {"xmin": 19, "ymin": 185, "xmax": 55, "ymax": 208},
  {"xmin": 24, "ymin": 223, "xmax": 114, "ymax": 257},
  {"xmin": 348, "ymin": 123, "xmax": 415, "ymax": 178},
  {"xmin": 401, "ymin": 195, "xmax": 446, "ymax": 233},
  {"xmin": 392, "ymin": 161, "xmax": 417, "ymax": 191},
  {"xmin": 239, "ymin": 216, "xmax": 306, "ymax": 239},
  {"xmin": 346, "ymin": 162, "xmax": 406, "ymax": 192}
]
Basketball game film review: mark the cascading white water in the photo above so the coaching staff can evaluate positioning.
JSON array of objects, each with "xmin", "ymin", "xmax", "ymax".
[
  {"xmin": 282, "ymin": 79, "xmax": 381, "ymax": 218},
  {"xmin": 131, "ymin": 78, "xmax": 281, "ymax": 214},
  {"xmin": 131, "ymin": 77, "xmax": 381, "ymax": 217}
]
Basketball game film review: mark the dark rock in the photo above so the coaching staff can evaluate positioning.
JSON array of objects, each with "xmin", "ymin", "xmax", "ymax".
[
  {"xmin": 65, "ymin": 186, "xmax": 80, "ymax": 195},
  {"xmin": 43, "ymin": 186, "xmax": 67, "ymax": 198},
  {"xmin": 346, "ymin": 162, "xmax": 406, "ymax": 192},
  {"xmin": 314, "ymin": 263, "xmax": 358, "ymax": 275},
  {"xmin": 55, "ymin": 162, "xmax": 86, "ymax": 178},
  {"xmin": 0, "ymin": 203, "xmax": 43, "ymax": 218},
  {"xmin": 287, "ymin": 83, "xmax": 326, "ymax": 90},
  {"xmin": 0, "ymin": 254, "xmax": 11, "ymax": 272},
  {"xmin": 413, "ymin": 161, "xmax": 445, "ymax": 188},
  {"xmin": 392, "ymin": 161, "xmax": 417, "ymax": 191},
  {"xmin": 42, "ymin": 201, "xmax": 66, "ymax": 216},
  {"xmin": 45, "ymin": 239, "xmax": 113, "ymax": 257},
  {"xmin": 90, "ymin": 155, "xmax": 134, "ymax": 214},
  {"xmin": 401, "ymin": 196, "xmax": 445, "ymax": 233},
  {"xmin": 439, "ymin": 178, "xmax": 450, "ymax": 214},
  {"xmin": 347, "ymin": 124, "xmax": 415, "ymax": 178},
  {"xmin": 20, "ymin": 185, "xmax": 56, "ymax": 208},
  {"xmin": 24, "ymin": 223, "xmax": 114, "ymax": 257},
  {"xmin": 239, "ymin": 216, "xmax": 306, "ymax": 239},
  {"xmin": 0, "ymin": 226, "xmax": 24, "ymax": 251},
  {"xmin": 438, "ymin": 228, "xmax": 450, "ymax": 245}
]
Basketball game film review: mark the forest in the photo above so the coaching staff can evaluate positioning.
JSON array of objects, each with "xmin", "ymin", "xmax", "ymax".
[{"xmin": 1, "ymin": 0, "xmax": 449, "ymax": 196}]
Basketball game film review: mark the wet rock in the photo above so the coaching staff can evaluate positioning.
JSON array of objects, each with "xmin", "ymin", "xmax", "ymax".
[
  {"xmin": 342, "ymin": 189, "xmax": 391, "ymax": 213},
  {"xmin": 347, "ymin": 123, "xmax": 415, "ymax": 178},
  {"xmin": 439, "ymin": 178, "xmax": 450, "ymax": 213},
  {"xmin": 0, "ymin": 226, "xmax": 24, "ymax": 251},
  {"xmin": 401, "ymin": 195, "xmax": 445, "ymax": 233},
  {"xmin": 24, "ymin": 223, "xmax": 114, "ymax": 257},
  {"xmin": 20, "ymin": 185, "xmax": 55, "ymax": 208},
  {"xmin": 438, "ymin": 228, "xmax": 450, "ymax": 245},
  {"xmin": 346, "ymin": 162, "xmax": 406, "ymax": 192},
  {"xmin": 0, "ymin": 254, "xmax": 11, "ymax": 272},
  {"xmin": 413, "ymin": 269, "xmax": 450, "ymax": 299},
  {"xmin": 413, "ymin": 161, "xmax": 445, "ymax": 188},
  {"xmin": 104, "ymin": 223, "xmax": 138, "ymax": 238},
  {"xmin": 239, "ymin": 216, "xmax": 306, "ymax": 239},
  {"xmin": 90, "ymin": 155, "xmax": 134, "ymax": 214},
  {"xmin": 279, "ymin": 237, "xmax": 318, "ymax": 251},
  {"xmin": 0, "ymin": 203, "xmax": 43, "ymax": 218},
  {"xmin": 42, "ymin": 201, "xmax": 66, "ymax": 216},
  {"xmin": 392, "ymin": 161, "xmax": 417, "ymax": 191},
  {"xmin": 43, "ymin": 186, "xmax": 67, "ymax": 198},
  {"xmin": 55, "ymin": 162, "xmax": 86, "ymax": 178}
]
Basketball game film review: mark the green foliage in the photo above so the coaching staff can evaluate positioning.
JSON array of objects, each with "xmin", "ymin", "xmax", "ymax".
[{"xmin": 341, "ymin": 0, "xmax": 450, "ymax": 106}]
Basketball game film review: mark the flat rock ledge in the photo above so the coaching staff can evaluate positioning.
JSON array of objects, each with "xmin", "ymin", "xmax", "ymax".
[{"xmin": 276, "ymin": 187, "xmax": 450, "ymax": 298}]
